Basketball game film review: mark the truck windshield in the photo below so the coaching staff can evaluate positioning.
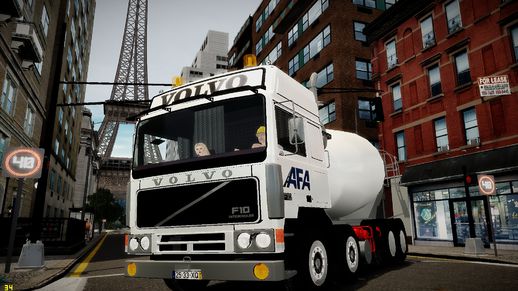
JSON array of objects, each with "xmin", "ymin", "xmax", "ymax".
[{"xmin": 133, "ymin": 94, "xmax": 266, "ymax": 174}]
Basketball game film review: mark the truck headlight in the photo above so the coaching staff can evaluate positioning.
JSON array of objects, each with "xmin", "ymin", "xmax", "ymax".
[
  {"xmin": 129, "ymin": 237, "xmax": 139, "ymax": 251},
  {"xmin": 255, "ymin": 232, "xmax": 272, "ymax": 249},
  {"xmin": 140, "ymin": 236, "xmax": 150, "ymax": 250},
  {"xmin": 237, "ymin": 232, "xmax": 252, "ymax": 249}
]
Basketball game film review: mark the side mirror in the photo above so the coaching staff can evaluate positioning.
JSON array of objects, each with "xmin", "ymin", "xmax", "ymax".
[{"xmin": 288, "ymin": 116, "xmax": 305, "ymax": 144}]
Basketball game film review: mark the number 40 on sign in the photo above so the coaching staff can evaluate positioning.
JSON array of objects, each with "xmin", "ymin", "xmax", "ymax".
[{"xmin": 2, "ymin": 147, "xmax": 44, "ymax": 179}]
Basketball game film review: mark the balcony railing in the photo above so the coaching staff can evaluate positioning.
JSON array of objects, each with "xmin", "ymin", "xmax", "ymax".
[{"xmin": 11, "ymin": 21, "xmax": 43, "ymax": 68}]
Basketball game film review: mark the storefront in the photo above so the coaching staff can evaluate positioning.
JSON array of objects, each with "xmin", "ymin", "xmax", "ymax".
[{"xmin": 402, "ymin": 145, "xmax": 518, "ymax": 247}]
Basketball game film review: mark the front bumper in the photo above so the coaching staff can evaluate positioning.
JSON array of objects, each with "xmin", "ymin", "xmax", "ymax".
[{"xmin": 125, "ymin": 259, "xmax": 287, "ymax": 281}]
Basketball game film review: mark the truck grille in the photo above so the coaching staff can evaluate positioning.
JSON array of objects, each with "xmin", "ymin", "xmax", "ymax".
[
  {"xmin": 136, "ymin": 178, "xmax": 259, "ymax": 227},
  {"xmin": 158, "ymin": 233, "xmax": 226, "ymax": 253}
]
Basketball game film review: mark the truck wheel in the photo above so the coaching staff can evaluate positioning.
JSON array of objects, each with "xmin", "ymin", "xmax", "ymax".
[
  {"xmin": 343, "ymin": 233, "xmax": 360, "ymax": 275},
  {"xmin": 367, "ymin": 220, "xmax": 397, "ymax": 265},
  {"xmin": 394, "ymin": 224, "xmax": 408, "ymax": 262},
  {"xmin": 387, "ymin": 229, "xmax": 397, "ymax": 261},
  {"xmin": 163, "ymin": 279, "xmax": 208, "ymax": 291},
  {"xmin": 292, "ymin": 237, "xmax": 332, "ymax": 289}
]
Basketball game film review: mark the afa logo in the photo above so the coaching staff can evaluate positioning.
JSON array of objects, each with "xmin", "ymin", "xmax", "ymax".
[{"xmin": 283, "ymin": 167, "xmax": 310, "ymax": 190}]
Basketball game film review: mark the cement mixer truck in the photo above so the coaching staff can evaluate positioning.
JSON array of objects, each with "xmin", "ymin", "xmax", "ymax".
[{"xmin": 124, "ymin": 65, "xmax": 407, "ymax": 290}]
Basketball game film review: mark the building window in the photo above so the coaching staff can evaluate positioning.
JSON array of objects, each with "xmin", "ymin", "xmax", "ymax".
[
  {"xmin": 0, "ymin": 132, "xmax": 8, "ymax": 169},
  {"xmin": 216, "ymin": 64, "xmax": 227, "ymax": 69},
  {"xmin": 454, "ymin": 50, "xmax": 471, "ymax": 86},
  {"xmin": 462, "ymin": 108, "xmax": 479, "ymax": 145},
  {"xmin": 434, "ymin": 117, "xmax": 449, "ymax": 152},
  {"xmin": 256, "ymin": 25, "xmax": 274, "ymax": 55},
  {"xmin": 289, "ymin": 25, "xmax": 331, "ymax": 75},
  {"xmin": 386, "ymin": 39, "xmax": 397, "ymax": 69},
  {"xmin": 216, "ymin": 55, "xmax": 227, "ymax": 62},
  {"xmin": 58, "ymin": 108, "xmax": 63, "ymax": 126},
  {"xmin": 303, "ymin": 46, "xmax": 310, "ymax": 64},
  {"xmin": 57, "ymin": 175, "xmax": 62, "ymax": 194},
  {"xmin": 67, "ymin": 47, "xmax": 73, "ymax": 71},
  {"xmin": 353, "ymin": 0, "xmax": 376, "ymax": 8},
  {"xmin": 315, "ymin": 63, "xmax": 334, "ymax": 87},
  {"xmin": 24, "ymin": 105, "xmax": 35, "ymax": 136},
  {"xmin": 391, "ymin": 83, "xmax": 402, "ymax": 111},
  {"xmin": 49, "ymin": 170, "xmax": 56, "ymax": 192},
  {"xmin": 355, "ymin": 59, "xmax": 372, "ymax": 80},
  {"xmin": 288, "ymin": 56, "xmax": 299, "ymax": 75},
  {"xmin": 354, "ymin": 21, "xmax": 366, "ymax": 42},
  {"xmin": 428, "ymin": 64, "xmax": 442, "ymax": 97},
  {"xmin": 256, "ymin": 0, "xmax": 279, "ymax": 32},
  {"xmin": 288, "ymin": 0, "xmax": 328, "ymax": 46},
  {"xmin": 54, "ymin": 139, "xmax": 59, "ymax": 155},
  {"xmin": 358, "ymin": 98, "xmax": 376, "ymax": 121},
  {"xmin": 319, "ymin": 101, "xmax": 336, "ymax": 125},
  {"xmin": 445, "ymin": 0, "xmax": 462, "ymax": 34},
  {"xmin": 1, "ymin": 75, "xmax": 16, "ymax": 115},
  {"xmin": 421, "ymin": 16, "xmax": 435, "ymax": 49},
  {"xmin": 511, "ymin": 25, "xmax": 518, "ymax": 62},
  {"xmin": 261, "ymin": 42, "xmax": 282, "ymax": 65},
  {"xmin": 385, "ymin": 0, "xmax": 396, "ymax": 9},
  {"xmin": 256, "ymin": 15, "xmax": 263, "ymax": 32},
  {"xmin": 395, "ymin": 131, "xmax": 406, "ymax": 161},
  {"xmin": 41, "ymin": 5, "xmax": 50, "ymax": 37},
  {"xmin": 64, "ymin": 120, "xmax": 69, "ymax": 137},
  {"xmin": 288, "ymin": 24, "xmax": 298, "ymax": 47},
  {"xmin": 309, "ymin": 25, "xmax": 331, "ymax": 59},
  {"xmin": 413, "ymin": 195, "xmax": 452, "ymax": 240}
]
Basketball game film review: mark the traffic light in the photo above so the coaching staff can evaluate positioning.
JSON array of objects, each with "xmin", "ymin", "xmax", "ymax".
[{"xmin": 464, "ymin": 173, "xmax": 478, "ymax": 186}]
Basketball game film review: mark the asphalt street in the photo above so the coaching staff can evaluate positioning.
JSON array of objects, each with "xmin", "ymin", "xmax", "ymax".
[{"xmin": 39, "ymin": 233, "xmax": 518, "ymax": 291}]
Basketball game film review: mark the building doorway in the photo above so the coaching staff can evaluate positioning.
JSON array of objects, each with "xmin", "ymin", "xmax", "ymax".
[{"xmin": 450, "ymin": 197, "xmax": 490, "ymax": 247}]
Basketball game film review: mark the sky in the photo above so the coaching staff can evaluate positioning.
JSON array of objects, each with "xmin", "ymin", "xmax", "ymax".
[{"xmin": 84, "ymin": 0, "xmax": 261, "ymax": 157}]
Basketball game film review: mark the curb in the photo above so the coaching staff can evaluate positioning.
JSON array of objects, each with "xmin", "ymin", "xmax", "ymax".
[
  {"xmin": 26, "ymin": 233, "xmax": 107, "ymax": 291},
  {"xmin": 408, "ymin": 252, "xmax": 518, "ymax": 266}
]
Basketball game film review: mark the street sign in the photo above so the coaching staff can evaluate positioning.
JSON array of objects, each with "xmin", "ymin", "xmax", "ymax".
[
  {"xmin": 2, "ymin": 147, "xmax": 44, "ymax": 178},
  {"xmin": 478, "ymin": 174, "xmax": 496, "ymax": 196}
]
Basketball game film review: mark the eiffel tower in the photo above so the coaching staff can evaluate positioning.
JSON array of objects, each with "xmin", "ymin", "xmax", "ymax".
[{"xmin": 97, "ymin": 0, "xmax": 160, "ymax": 204}]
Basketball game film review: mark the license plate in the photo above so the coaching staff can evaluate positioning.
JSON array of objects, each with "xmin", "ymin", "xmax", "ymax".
[{"xmin": 174, "ymin": 269, "xmax": 203, "ymax": 280}]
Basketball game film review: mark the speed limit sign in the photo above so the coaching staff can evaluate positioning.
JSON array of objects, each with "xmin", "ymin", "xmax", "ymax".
[
  {"xmin": 2, "ymin": 147, "xmax": 44, "ymax": 178},
  {"xmin": 478, "ymin": 174, "xmax": 496, "ymax": 196}
]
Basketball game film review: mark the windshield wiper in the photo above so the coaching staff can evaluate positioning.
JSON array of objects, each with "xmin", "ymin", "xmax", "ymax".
[
  {"xmin": 155, "ymin": 181, "xmax": 230, "ymax": 227},
  {"xmin": 127, "ymin": 85, "xmax": 263, "ymax": 122}
]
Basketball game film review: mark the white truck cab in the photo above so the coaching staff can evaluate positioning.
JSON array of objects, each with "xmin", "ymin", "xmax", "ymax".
[{"xmin": 125, "ymin": 66, "xmax": 407, "ymax": 290}]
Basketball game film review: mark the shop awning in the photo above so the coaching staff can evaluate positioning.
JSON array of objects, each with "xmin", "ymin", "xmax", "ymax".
[{"xmin": 401, "ymin": 145, "xmax": 518, "ymax": 186}]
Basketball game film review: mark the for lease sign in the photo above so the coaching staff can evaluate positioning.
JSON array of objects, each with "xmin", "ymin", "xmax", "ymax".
[{"xmin": 478, "ymin": 75, "xmax": 511, "ymax": 97}]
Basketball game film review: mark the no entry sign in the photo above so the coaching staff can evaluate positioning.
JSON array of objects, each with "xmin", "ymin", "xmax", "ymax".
[{"xmin": 2, "ymin": 147, "xmax": 44, "ymax": 179}]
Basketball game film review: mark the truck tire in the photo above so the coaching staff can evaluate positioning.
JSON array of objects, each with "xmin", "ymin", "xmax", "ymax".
[
  {"xmin": 292, "ymin": 236, "xmax": 333, "ymax": 289},
  {"xmin": 394, "ymin": 222, "xmax": 408, "ymax": 262},
  {"xmin": 361, "ymin": 220, "xmax": 397, "ymax": 265},
  {"xmin": 342, "ymin": 232, "xmax": 360, "ymax": 276},
  {"xmin": 163, "ymin": 279, "xmax": 208, "ymax": 291}
]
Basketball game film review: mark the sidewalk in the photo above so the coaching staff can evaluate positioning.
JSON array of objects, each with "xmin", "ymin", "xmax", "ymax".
[
  {"xmin": 408, "ymin": 244, "xmax": 518, "ymax": 265},
  {"xmin": 0, "ymin": 233, "xmax": 105, "ymax": 291}
]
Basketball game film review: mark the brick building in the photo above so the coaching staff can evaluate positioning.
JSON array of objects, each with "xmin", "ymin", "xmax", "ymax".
[
  {"xmin": 365, "ymin": 0, "xmax": 518, "ymax": 247},
  {"xmin": 0, "ymin": 0, "xmax": 96, "ymax": 220},
  {"xmin": 229, "ymin": 0, "xmax": 394, "ymax": 145}
]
